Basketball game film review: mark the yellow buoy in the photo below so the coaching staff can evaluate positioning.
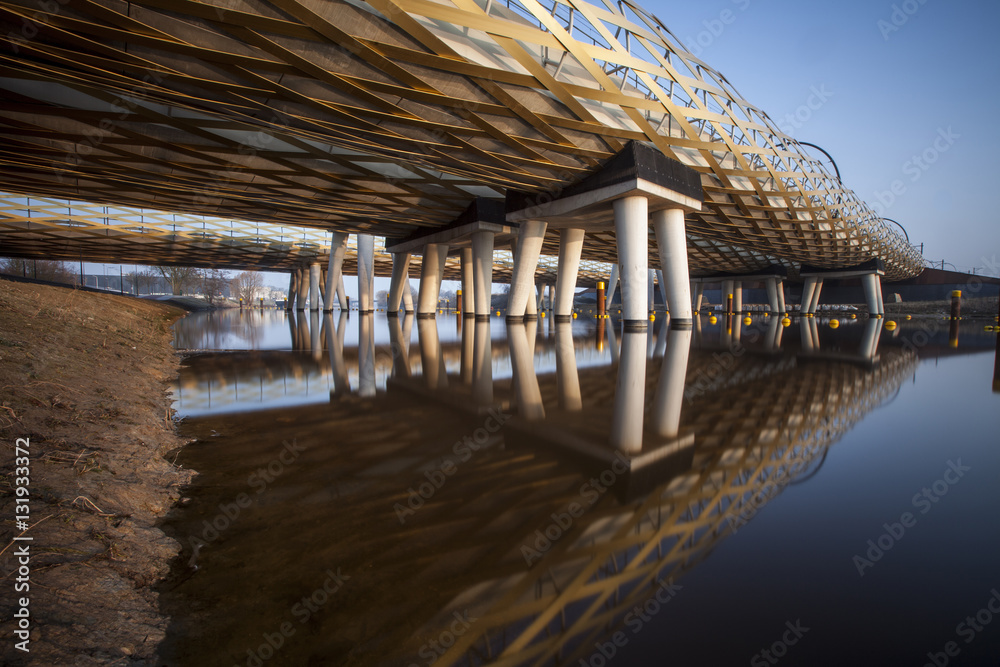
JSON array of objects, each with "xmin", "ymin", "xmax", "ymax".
[
  {"xmin": 850, "ymin": 313, "xmax": 857, "ymax": 319},
  {"xmin": 540, "ymin": 312, "xmax": 546, "ymax": 317},
  {"xmin": 496, "ymin": 310, "xmax": 501, "ymax": 316},
  {"xmin": 649, "ymin": 314, "xmax": 655, "ymax": 321},
  {"xmin": 885, "ymin": 321, "xmax": 897, "ymax": 330},
  {"xmin": 709, "ymin": 315, "xmax": 718, "ymax": 324},
  {"xmin": 572, "ymin": 312, "xmax": 577, "ymax": 319},
  {"xmin": 781, "ymin": 317, "xmax": 791, "ymax": 327},
  {"xmin": 743, "ymin": 316, "xmax": 752, "ymax": 325},
  {"xmin": 905, "ymin": 315, "xmax": 912, "ymax": 320},
  {"xmin": 984, "ymin": 325, "xmax": 994, "ymax": 332},
  {"xmin": 829, "ymin": 319, "xmax": 840, "ymax": 329}
]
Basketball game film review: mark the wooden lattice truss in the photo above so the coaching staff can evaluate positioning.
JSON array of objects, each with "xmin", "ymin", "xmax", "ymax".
[{"xmin": 0, "ymin": 0, "xmax": 924, "ymax": 279}]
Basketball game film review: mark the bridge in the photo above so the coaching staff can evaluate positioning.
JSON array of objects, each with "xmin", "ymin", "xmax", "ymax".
[{"xmin": 0, "ymin": 0, "xmax": 925, "ymax": 323}]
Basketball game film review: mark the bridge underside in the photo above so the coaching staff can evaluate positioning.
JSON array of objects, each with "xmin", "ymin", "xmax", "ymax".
[{"xmin": 0, "ymin": 0, "xmax": 924, "ymax": 281}]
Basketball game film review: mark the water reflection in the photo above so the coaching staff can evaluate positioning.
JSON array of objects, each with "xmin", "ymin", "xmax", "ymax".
[{"xmin": 162, "ymin": 312, "xmax": 985, "ymax": 666}]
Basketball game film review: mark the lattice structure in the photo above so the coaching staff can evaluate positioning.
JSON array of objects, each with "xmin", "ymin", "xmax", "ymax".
[{"xmin": 0, "ymin": 0, "xmax": 924, "ymax": 279}]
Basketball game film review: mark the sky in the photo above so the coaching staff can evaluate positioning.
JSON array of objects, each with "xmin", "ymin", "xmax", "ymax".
[{"xmin": 82, "ymin": 0, "xmax": 1000, "ymax": 295}]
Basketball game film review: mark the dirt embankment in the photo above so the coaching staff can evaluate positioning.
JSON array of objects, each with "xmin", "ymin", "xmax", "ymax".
[{"xmin": 0, "ymin": 278, "xmax": 192, "ymax": 665}]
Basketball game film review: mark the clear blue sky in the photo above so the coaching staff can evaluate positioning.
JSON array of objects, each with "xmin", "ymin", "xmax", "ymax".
[{"xmin": 644, "ymin": 0, "xmax": 999, "ymax": 275}]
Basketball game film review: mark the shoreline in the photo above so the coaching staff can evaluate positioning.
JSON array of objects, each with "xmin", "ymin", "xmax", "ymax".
[{"xmin": 0, "ymin": 277, "xmax": 194, "ymax": 665}]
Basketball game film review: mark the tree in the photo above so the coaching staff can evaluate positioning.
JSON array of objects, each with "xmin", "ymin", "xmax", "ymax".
[
  {"xmin": 156, "ymin": 265, "xmax": 199, "ymax": 295},
  {"xmin": 375, "ymin": 289, "xmax": 388, "ymax": 308},
  {"xmin": 0, "ymin": 257, "xmax": 75, "ymax": 284},
  {"xmin": 199, "ymin": 268, "xmax": 230, "ymax": 306},
  {"xmin": 231, "ymin": 270, "xmax": 264, "ymax": 305}
]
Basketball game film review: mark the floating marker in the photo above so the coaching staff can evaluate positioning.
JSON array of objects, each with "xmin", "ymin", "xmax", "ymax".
[{"xmin": 829, "ymin": 319, "xmax": 839, "ymax": 328}]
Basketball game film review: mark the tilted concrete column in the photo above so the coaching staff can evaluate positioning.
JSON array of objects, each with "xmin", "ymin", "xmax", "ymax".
[
  {"xmin": 295, "ymin": 267, "xmax": 307, "ymax": 310},
  {"xmin": 692, "ymin": 282, "xmax": 704, "ymax": 312},
  {"xmin": 801, "ymin": 276, "xmax": 818, "ymax": 315},
  {"xmin": 357, "ymin": 234, "xmax": 375, "ymax": 314},
  {"xmin": 319, "ymin": 267, "xmax": 327, "ymax": 306},
  {"xmin": 525, "ymin": 280, "xmax": 538, "ymax": 318},
  {"xmin": 648, "ymin": 269, "xmax": 656, "ymax": 313},
  {"xmin": 808, "ymin": 278, "xmax": 824, "ymax": 315},
  {"xmin": 506, "ymin": 220, "xmax": 547, "ymax": 319},
  {"xmin": 417, "ymin": 243, "xmax": 449, "ymax": 317},
  {"xmin": 613, "ymin": 196, "xmax": 649, "ymax": 329},
  {"xmin": 657, "ymin": 269, "xmax": 668, "ymax": 311},
  {"xmin": 733, "ymin": 281, "xmax": 743, "ymax": 314},
  {"xmin": 652, "ymin": 208, "xmax": 693, "ymax": 326},
  {"xmin": 387, "ymin": 252, "xmax": 411, "ymax": 315},
  {"xmin": 874, "ymin": 276, "xmax": 885, "ymax": 316},
  {"xmin": 777, "ymin": 278, "xmax": 787, "ymax": 314},
  {"xmin": 554, "ymin": 228, "xmax": 585, "ymax": 320},
  {"xmin": 324, "ymin": 232, "xmax": 348, "ymax": 311},
  {"xmin": 862, "ymin": 273, "xmax": 880, "ymax": 318},
  {"xmin": 286, "ymin": 271, "xmax": 295, "ymax": 310},
  {"xmin": 766, "ymin": 277, "xmax": 780, "ymax": 313},
  {"xmin": 545, "ymin": 284, "xmax": 553, "ymax": 311},
  {"xmin": 309, "ymin": 263, "xmax": 321, "ymax": 311},
  {"xmin": 336, "ymin": 276, "xmax": 348, "ymax": 310},
  {"xmin": 460, "ymin": 247, "xmax": 475, "ymax": 317},
  {"xmin": 472, "ymin": 231, "xmax": 494, "ymax": 319},
  {"xmin": 607, "ymin": 263, "xmax": 620, "ymax": 307}
]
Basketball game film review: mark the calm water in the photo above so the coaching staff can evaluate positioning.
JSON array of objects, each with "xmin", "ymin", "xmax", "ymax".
[{"xmin": 162, "ymin": 309, "xmax": 1000, "ymax": 666}]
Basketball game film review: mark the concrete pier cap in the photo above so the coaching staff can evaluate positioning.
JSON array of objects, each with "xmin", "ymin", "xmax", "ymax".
[{"xmin": 506, "ymin": 141, "xmax": 703, "ymax": 329}]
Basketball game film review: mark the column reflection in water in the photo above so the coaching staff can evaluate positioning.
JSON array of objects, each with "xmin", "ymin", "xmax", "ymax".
[
  {"xmin": 859, "ymin": 318, "xmax": 883, "ymax": 360},
  {"xmin": 460, "ymin": 313, "xmax": 474, "ymax": 385},
  {"xmin": 555, "ymin": 321, "xmax": 582, "ymax": 411},
  {"xmin": 473, "ymin": 320, "xmax": 493, "ymax": 406},
  {"xmin": 309, "ymin": 310, "xmax": 322, "ymax": 361},
  {"xmin": 358, "ymin": 313, "xmax": 376, "ymax": 397},
  {"xmin": 800, "ymin": 317, "xmax": 820, "ymax": 353},
  {"xmin": 326, "ymin": 311, "xmax": 351, "ymax": 397},
  {"xmin": 508, "ymin": 323, "xmax": 545, "ymax": 421},
  {"xmin": 653, "ymin": 317, "xmax": 668, "ymax": 358},
  {"xmin": 388, "ymin": 313, "xmax": 411, "ymax": 379},
  {"xmin": 295, "ymin": 309, "xmax": 310, "ymax": 351},
  {"xmin": 651, "ymin": 328, "xmax": 692, "ymax": 439},
  {"xmin": 765, "ymin": 314, "xmax": 783, "ymax": 352},
  {"xmin": 605, "ymin": 317, "xmax": 620, "ymax": 364},
  {"xmin": 287, "ymin": 309, "xmax": 298, "ymax": 350},
  {"xmin": 610, "ymin": 331, "xmax": 647, "ymax": 453},
  {"xmin": 417, "ymin": 316, "xmax": 447, "ymax": 389}
]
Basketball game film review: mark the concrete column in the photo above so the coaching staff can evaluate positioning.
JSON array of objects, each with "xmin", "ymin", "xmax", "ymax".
[
  {"xmin": 324, "ymin": 232, "xmax": 348, "ymax": 311},
  {"xmin": 473, "ymin": 320, "xmax": 493, "ymax": 406},
  {"xmin": 613, "ymin": 195, "xmax": 649, "ymax": 328},
  {"xmin": 874, "ymin": 276, "xmax": 885, "ymax": 316},
  {"xmin": 722, "ymin": 279, "xmax": 734, "ymax": 314},
  {"xmin": 286, "ymin": 271, "xmax": 296, "ymax": 310},
  {"xmin": 693, "ymin": 282, "xmax": 704, "ymax": 312},
  {"xmin": 472, "ymin": 231, "xmax": 494, "ymax": 319},
  {"xmin": 607, "ymin": 263, "xmax": 620, "ymax": 306},
  {"xmin": 460, "ymin": 247, "xmax": 475, "ymax": 317},
  {"xmin": 336, "ymin": 276, "xmax": 348, "ymax": 310},
  {"xmin": 652, "ymin": 208, "xmax": 693, "ymax": 326},
  {"xmin": 357, "ymin": 234, "xmax": 375, "ymax": 313},
  {"xmin": 733, "ymin": 281, "xmax": 743, "ymax": 314},
  {"xmin": 295, "ymin": 267, "xmax": 307, "ymax": 310},
  {"xmin": 801, "ymin": 276, "xmax": 818, "ymax": 315},
  {"xmin": 401, "ymin": 282, "xmax": 413, "ymax": 312},
  {"xmin": 319, "ymin": 267, "xmax": 327, "ymax": 307},
  {"xmin": 651, "ymin": 328, "xmax": 692, "ymax": 438},
  {"xmin": 555, "ymin": 321, "xmax": 582, "ymax": 411},
  {"xmin": 656, "ymin": 269, "xmax": 668, "ymax": 311},
  {"xmin": 508, "ymin": 323, "xmax": 545, "ymax": 421},
  {"xmin": 554, "ymin": 228, "xmax": 584, "ymax": 320},
  {"xmin": 610, "ymin": 331, "xmax": 647, "ymax": 453},
  {"xmin": 545, "ymin": 284, "xmax": 553, "ymax": 311},
  {"xmin": 648, "ymin": 269, "xmax": 656, "ymax": 313},
  {"xmin": 862, "ymin": 273, "xmax": 879, "ymax": 318},
  {"xmin": 525, "ymin": 280, "xmax": 538, "ymax": 318},
  {"xmin": 777, "ymin": 278, "xmax": 787, "ymax": 314},
  {"xmin": 535, "ymin": 283, "xmax": 544, "ymax": 313},
  {"xmin": 309, "ymin": 263, "xmax": 321, "ymax": 311},
  {"xmin": 417, "ymin": 243, "xmax": 449, "ymax": 317},
  {"xmin": 506, "ymin": 220, "xmax": 547, "ymax": 319},
  {"xmin": 808, "ymin": 278, "xmax": 824, "ymax": 314},
  {"xmin": 387, "ymin": 252, "xmax": 411, "ymax": 315},
  {"xmin": 766, "ymin": 277, "xmax": 779, "ymax": 313}
]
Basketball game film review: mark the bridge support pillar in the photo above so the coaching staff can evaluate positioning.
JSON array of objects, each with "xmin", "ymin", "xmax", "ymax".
[
  {"xmin": 319, "ymin": 267, "xmax": 327, "ymax": 306},
  {"xmin": 733, "ymin": 281, "xmax": 743, "ymax": 314},
  {"xmin": 417, "ymin": 242, "xmax": 449, "ymax": 317},
  {"xmin": 525, "ymin": 279, "xmax": 538, "ymax": 319},
  {"xmin": 545, "ymin": 284, "xmax": 553, "ymax": 311},
  {"xmin": 472, "ymin": 231, "xmax": 494, "ymax": 319},
  {"xmin": 554, "ymin": 227, "xmax": 585, "ymax": 321},
  {"xmin": 801, "ymin": 276, "xmax": 818, "ymax": 316},
  {"xmin": 862, "ymin": 273, "xmax": 885, "ymax": 318},
  {"xmin": 295, "ymin": 267, "xmax": 307, "ymax": 310},
  {"xmin": 808, "ymin": 278, "xmax": 824, "ymax": 315},
  {"xmin": 357, "ymin": 234, "xmax": 375, "ymax": 314},
  {"xmin": 506, "ymin": 220, "xmax": 547, "ymax": 320},
  {"xmin": 766, "ymin": 277, "xmax": 780, "ymax": 313},
  {"xmin": 387, "ymin": 252, "xmax": 411, "ymax": 315},
  {"xmin": 401, "ymin": 279, "xmax": 413, "ymax": 312},
  {"xmin": 656, "ymin": 269, "xmax": 668, "ymax": 312},
  {"xmin": 692, "ymin": 281, "xmax": 703, "ymax": 313},
  {"xmin": 777, "ymin": 278, "xmax": 787, "ymax": 314},
  {"xmin": 607, "ymin": 263, "xmax": 620, "ymax": 311},
  {"xmin": 324, "ymin": 232, "xmax": 348, "ymax": 311},
  {"xmin": 309, "ymin": 263, "xmax": 321, "ymax": 311},
  {"xmin": 648, "ymin": 269, "xmax": 656, "ymax": 314},
  {"xmin": 286, "ymin": 271, "xmax": 295, "ymax": 310},
  {"xmin": 460, "ymin": 247, "xmax": 475, "ymax": 317},
  {"xmin": 653, "ymin": 208, "xmax": 693, "ymax": 327},
  {"xmin": 614, "ymin": 196, "xmax": 649, "ymax": 330},
  {"xmin": 336, "ymin": 276, "xmax": 348, "ymax": 310}
]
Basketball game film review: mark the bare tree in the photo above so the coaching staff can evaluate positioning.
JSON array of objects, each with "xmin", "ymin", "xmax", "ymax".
[
  {"xmin": 156, "ymin": 265, "xmax": 199, "ymax": 295},
  {"xmin": 375, "ymin": 289, "xmax": 388, "ymax": 308},
  {"xmin": 199, "ymin": 268, "xmax": 230, "ymax": 306},
  {"xmin": 0, "ymin": 257, "xmax": 75, "ymax": 284},
  {"xmin": 231, "ymin": 270, "xmax": 264, "ymax": 305}
]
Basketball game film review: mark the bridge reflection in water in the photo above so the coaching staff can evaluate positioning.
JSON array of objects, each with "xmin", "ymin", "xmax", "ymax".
[{"xmin": 162, "ymin": 314, "xmax": 918, "ymax": 666}]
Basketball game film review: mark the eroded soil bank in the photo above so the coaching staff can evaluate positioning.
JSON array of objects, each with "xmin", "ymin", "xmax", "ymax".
[{"xmin": 0, "ymin": 278, "xmax": 192, "ymax": 665}]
